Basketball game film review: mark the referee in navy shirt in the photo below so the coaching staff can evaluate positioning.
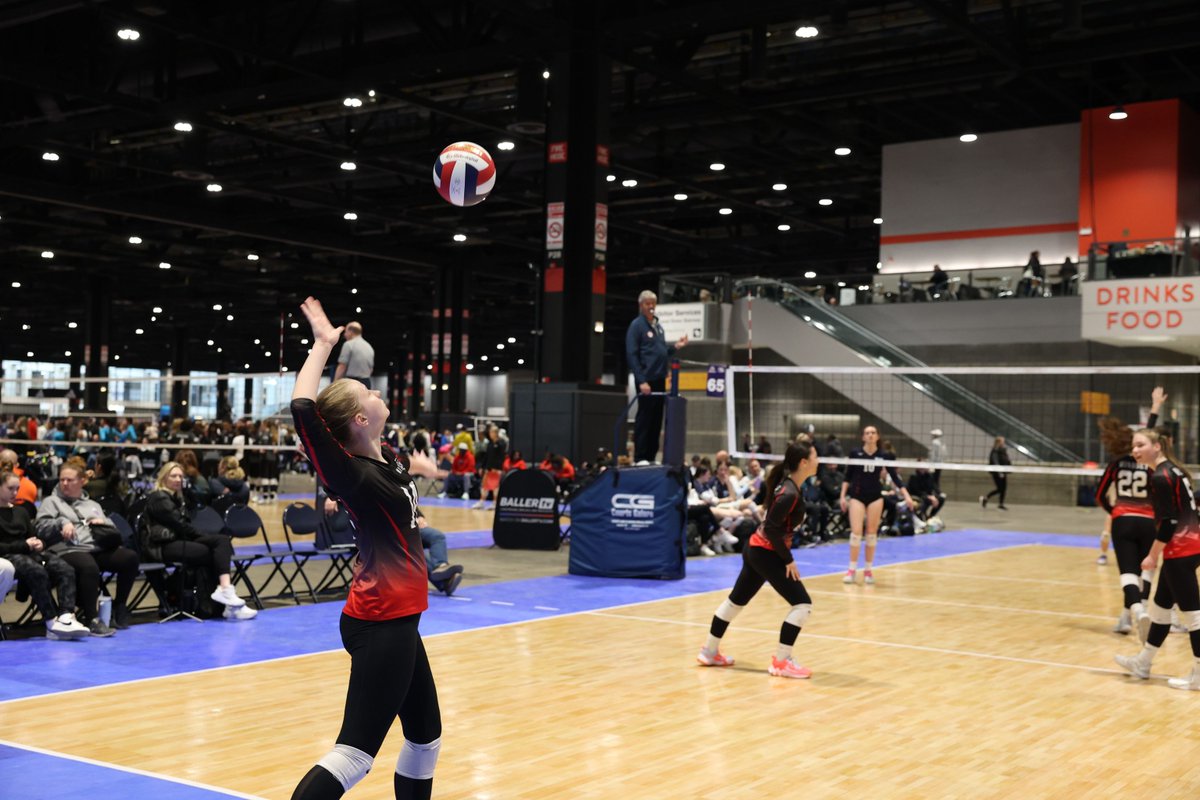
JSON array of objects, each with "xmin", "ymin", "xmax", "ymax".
[{"xmin": 625, "ymin": 290, "xmax": 688, "ymax": 463}]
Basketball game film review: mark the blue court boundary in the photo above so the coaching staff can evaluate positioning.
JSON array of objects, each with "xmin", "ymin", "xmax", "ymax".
[{"xmin": 0, "ymin": 528, "xmax": 1094, "ymax": 799}]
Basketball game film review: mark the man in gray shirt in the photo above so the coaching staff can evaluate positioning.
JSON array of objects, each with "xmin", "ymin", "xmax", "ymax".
[{"xmin": 335, "ymin": 321, "xmax": 375, "ymax": 388}]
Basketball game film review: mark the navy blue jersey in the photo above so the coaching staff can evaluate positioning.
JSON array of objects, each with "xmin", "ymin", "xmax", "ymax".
[{"xmin": 844, "ymin": 448, "xmax": 903, "ymax": 497}]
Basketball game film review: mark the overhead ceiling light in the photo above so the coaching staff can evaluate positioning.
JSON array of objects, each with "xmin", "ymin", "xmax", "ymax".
[
  {"xmin": 246, "ymin": 253, "xmax": 259, "ymax": 261},
  {"xmin": 493, "ymin": 366, "xmax": 500, "ymax": 373},
  {"xmin": 158, "ymin": 261, "xmax": 172, "ymax": 269},
  {"xmin": 264, "ymin": 351, "xmax": 272, "ymax": 357},
  {"xmin": 718, "ymin": 207, "xmax": 733, "ymax": 215},
  {"xmin": 1109, "ymin": 106, "xmax": 1128, "ymax": 120},
  {"xmin": 772, "ymin": 183, "xmax": 787, "ymax": 191},
  {"xmin": 128, "ymin": 236, "xmax": 143, "ymax": 244},
  {"xmin": 340, "ymin": 161, "xmax": 357, "ymax": 171},
  {"xmin": 795, "ymin": 25, "xmax": 819, "ymax": 38},
  {"xmin": 116, "ymin": 28, "xmax": 140, "ymax": 41},
  {"xmin": 542, "ymin": 69, "xmax": 550, "ymax": 79},
  {"xmin": 804, "ymin": 270, "xmax": 817, "ymax": 278},
  {"xmin": 212, "ymin": 304, "xmax": 223, "ymax": 311},
  {"xmin": 226, "ymin": 314, "xmax": 234, "ymax": 321},
  {"xmin": 21, "ymin": 324, "xmax": 30, "ymax": 330},
  {"xmin": 244, "ymin": 363, "xmax": 250, "ymax": 369},
  {"xmin": 517, "ymin": 358, "xmax": 525, "ymax": 365},
  {"xmin": 777, "ymin": 224, "xmax": 791, "ymax": 231},
  {"xmin": 507, "ymin": 336, "xmax": 516, "ymax": 343},
  {"xmin": 343, "ymin": 211, "xmax": 358, "ymax": 220},
  {"xmin": 367, "ymin": 90, "xmax": 376, "ymax": 98},
  {"xmin": 496, "ymin": 343, "xmax": 505, "ymax": 350},
  {"xmin": 67, "ymin": 321, "xmax": 77, "ymax": 328},
  {"xmin": 206, "ymin": 183, "xmax": 223, "ymax": 192},
  {"xmin": 300, "ymin": 339, "xmax": 308, "ymax": 345},
  {"xmin": 207, "ymin": 339, "xmax": 215, "ymax": 346},
  {"xmin": 290, "ymin": 322, "xmax": 299, "ymax": 329},
  {"xmin": 41, "ymin": 152, "xmax": 59, "ymax": 162},
  {"xmin": 343, "ymin": 97, "xmax": 363, "ymax": 108},
  {"xmin": 709, "ymin": 162, "xmax": 726, "ymax": 171},
  {"xmin": 496, "ymin": 141, "xmax": 516, "ymax": 151},
  {"xmin": 355, "ymin": 306, "xmax": 361, "ymax": 313},
  {"xmin": 593, "ymin": 321, "xmax": 605, "ymax": 333},
  {"xmin": 837, "ymin": 281, "xmax": 846, "ymax": 287},
  {"xmin": 114, "ymin": 354, "xmax": 120, "ymax": 360},
  {"xmin": 834, "ymin": 147, "xmax": 852, "ymax": 156},
  {"xmin": 64, "ymin": 350, "xmax": 71, "ymax": 357},
  {"xmin": 453, "ymin": 233, "xmax": 467, "ymax": 242},
  {"xmin": 606, "ymin": 174, "xmax": 616, "ymax": 182},
  {"xmin": 135, "ymin": 328, "xmax": 145, "ymax": 335},
  {"xmin": 26, "ymin": 351, "xmax": 33, "ymax": 357},
  {"xmin": 873, "ymin": 217, "xmax": 883, "ymax": 224},
  {"xmin": 466, "ymin": 363, "xmax": 475, "ymax": 370},
  {"xmin": 621, "ymin": 179, "xmax": 637, "ymax": 187},
  {"xmin": 481, "ymin": 355, "xmax": 489, "ymax": 362},
  {"xmin": 149, "ymin": 315, "xmax": 157, "ymax": 322},
  {"xmin": 173, "ymin": 122, "xmax": 193, "ymax": 132},
  {"xmin": 350, "ymin": 287, "xmax": 358, "ymax": 294},
  {"xmin": 673, "ymin": 193, "xmax": 688, "ymax": 201},
  {"xmin": 11, "ymin": 281, "xmax": 20, "ymax": 288},
  {"xmin": 40, "ymin": 250, "xmax": 54, "ymax": 258},
  {"xmin": 152, "ymin": 306, "xmax": 163, "ymax": 313},
  {"xmin": 959, "ymin": 133, "xmax": 978, "ymax": 143},
  {"xmin": 818, "ymin": 198, "xmax": 833, "ymax": 206}
]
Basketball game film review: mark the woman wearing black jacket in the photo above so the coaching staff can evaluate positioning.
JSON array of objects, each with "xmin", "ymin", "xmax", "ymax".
[
  {"xmin": 473, "ymin": 425, "xmax": 507, "ymax": 511},
  {"xmin": 142, "ymin": 461, "xmax": 256, "ymax": 620},
  {"xmin": 981, "ymin": 436, "xmax": 1012, "ymax": 510}
]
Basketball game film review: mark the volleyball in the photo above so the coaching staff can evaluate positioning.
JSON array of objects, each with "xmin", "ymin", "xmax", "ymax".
[{"xmin": 432, "ymin": 141, "xmax": 496, "ymax": 207}]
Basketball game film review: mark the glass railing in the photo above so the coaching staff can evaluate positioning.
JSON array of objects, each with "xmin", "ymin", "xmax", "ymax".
[
  {"xmin": 1085, "ymin": 236, "xmax": 1198, "ymax": 280},
  {"xmin": 735, "ymin": 277, "xmax": 1080, "ymax": 462}
]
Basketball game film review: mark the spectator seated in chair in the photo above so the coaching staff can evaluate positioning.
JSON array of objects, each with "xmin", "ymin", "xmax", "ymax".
[
  {"xmin": 175, "ymin": 449, "xmax": 215, "ymax": 509},
  {"xmin": 539, "ymin": 453, "xmax": 577, "ymax": 495},
  {"xmin": 445, "ymin": 442, "xmax": 475, "ymax": 500},
  {"xmin": 34, "ymin": 459, "xmax": 141, "ymax": 636},
  {"xmin": 209, "ymin": 455, "xmax": 251, "ymax": 505},
  {"xmin": 0, "ymin": 449, "xmax": 39, "ymax": 509},
  {"xmin": 0, "ymin": 469, "xmax": 90, "ymax": 640},
  {"xmin": 906, "ymin": 460, "xmax": 946, "ymax": 522},
  {"xmin": 141, "ymin": 461, "xmax": 256, "ymax": 621},
  {"xmin": 502, "ymin": 449, "xmax": 527, "ymax": 472},
  {"xmin": 415, "ymin": 509, "xmax": 464, "ymax": 596}
]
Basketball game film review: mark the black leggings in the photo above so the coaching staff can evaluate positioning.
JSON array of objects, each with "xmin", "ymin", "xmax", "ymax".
[
  {"xmin": 729, "ymin": 546, "xmax": 812, "ymax": 608},
  {"xmin": 985, "ymin": 474, "xmax": 1007, "ymax": 505},
  {"xmin": 1146, "ymin": 553, "xmax": 1200, "ymax": 656},
  {"xmin": 1111, "ymin": 516, "xmax": 1155, "ymax": 608},
  {"xmin": 161, "ymin": 533, "xmax": 234, "ymax": 577},
  {"xmin": 59, "ymin": 547, "xmax": 138, "ymax": 623},
  {"xmin": 7, "ymin": 552, "xmax": 75, "ymax": 620}
]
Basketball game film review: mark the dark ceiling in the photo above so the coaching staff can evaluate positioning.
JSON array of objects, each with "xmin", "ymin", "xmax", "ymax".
[{"xmin": 2, "ymin": 0, "xmax": 1199, "ymax": 382}]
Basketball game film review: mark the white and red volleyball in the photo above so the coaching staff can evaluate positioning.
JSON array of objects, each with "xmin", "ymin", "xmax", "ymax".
[{"xmin": 432, "ymin": 141, "xmax": 496, "ymax": 207}]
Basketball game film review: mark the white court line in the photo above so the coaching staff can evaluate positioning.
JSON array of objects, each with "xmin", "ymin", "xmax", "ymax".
[
  {"xmin": 0, "ymin": 738, "xmax": 266, "ymax": 799},
  {"xmin": 586, "ymin": 610, "xmax": 1134, "ymax": 677},
  {"xmin": 804, "ymin": 589, "xmax": 1112, "ymax": 621},
  {"xmin": 0, "ymin": 541, "xmax": 1033, "ymax": 706},
  {"xmin": 490, "ymin": 600, "xmax": 515, "ymax": 607},
  {"xmin": 889, "ymin": 565, "xmax": 1107, "ymax": 588},
  {"xmin": 534, "ymin": 606, "xmax": 560, "ymax": 612}
]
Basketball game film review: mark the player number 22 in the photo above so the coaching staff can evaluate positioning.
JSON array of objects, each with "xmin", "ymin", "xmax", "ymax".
[{"xmin": 1116, "ymin": 469, "xmax": 1148, "ymax": 498}]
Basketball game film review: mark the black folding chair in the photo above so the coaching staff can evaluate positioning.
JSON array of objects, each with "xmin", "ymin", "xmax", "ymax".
[
  {"xmin": 218, "ymin": 504, "xmax": 269, "ymax": 610},
  {"xmin": 313, "ymin": 507, "xmax": 358, "ymax": 596},
  {"xmin": 106, "ymin": 512, "xmax": 169, "ymax": 612},
  {"xmin": 261, "ymin": 502, "xmax": 322, "ymax": 604}
]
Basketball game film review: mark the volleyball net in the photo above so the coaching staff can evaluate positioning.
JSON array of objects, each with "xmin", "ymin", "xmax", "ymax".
[{"xmin": 723, "ymin": 365, "xmax": 1200, "ymax": 490}]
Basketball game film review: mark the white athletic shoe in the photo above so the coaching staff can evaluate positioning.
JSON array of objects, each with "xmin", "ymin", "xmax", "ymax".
[
  {"xmin": 1113, "ymin": 652, "xmax": 1151, "ymax": 680},
  {"xmin": 46, "ymin": 612, "xmax": 89, "ymax": 641},
  {"xmin": 223, "ymin": 604, "xmax": 258, "ymax": 621},
  {"xmin": 1112, "ymin": 609, "xmax": 1132, "ymax": 634},
  {"xmin": 842, "ymin": 570, "xmax": 856, "ymax": 584},
  {"xmin": 699, "ymin": 545, "xmax": 717, "ymax": 557},
  {"xmin": 1167, "ymin": 667, "xmax": 1200, "ymax": 691},
  {"xmin": 211, "ymin": 586, "xmax": 247, "ymax": 608},
  {"xmin": 1096, "ymin": 554, "xmax": 1108, "ymax": 566}
]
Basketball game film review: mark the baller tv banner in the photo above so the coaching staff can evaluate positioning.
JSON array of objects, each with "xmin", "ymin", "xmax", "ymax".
[{"xmin": 1081, "ymin": 276, "xmax": 1200, "ymax": 343}]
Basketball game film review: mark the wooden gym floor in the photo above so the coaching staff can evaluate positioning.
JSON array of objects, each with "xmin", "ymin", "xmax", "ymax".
[{"xmin": 2, "ymin": 499, "xmax": 1199, "ymax": 799}]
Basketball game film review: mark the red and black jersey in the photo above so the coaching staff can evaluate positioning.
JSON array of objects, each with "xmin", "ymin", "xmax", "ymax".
[
  {"xmin": 749, "ymin": 477, "xmax": 804, "ymax": 564},
  {"xmin": 1095, "ymin": 456, "xmax": 1155, "ymax": 519},
  {"xmin": 1148, "ymin": 461, "xmax": 1200, "ymax": 560},
  {"xmin": 291, "ymin": 398, "xmax": 428, "ymax": 621}
]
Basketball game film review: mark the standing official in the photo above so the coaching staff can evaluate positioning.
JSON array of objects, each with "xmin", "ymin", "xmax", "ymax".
[
  {"xmin": 335, "ymin": 321, "xmax": 375, "ymax": 389},
  {"xmin": 625, "ymin": 290, "xmax": 687, "ymax": 464}
]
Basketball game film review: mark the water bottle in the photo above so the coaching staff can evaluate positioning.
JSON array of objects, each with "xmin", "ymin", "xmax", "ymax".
[{"xmin": 98, "ymin": 595, "xmax": 112, "ymax": 627}]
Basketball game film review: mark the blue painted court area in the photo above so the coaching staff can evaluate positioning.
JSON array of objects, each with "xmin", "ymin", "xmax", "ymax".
[
  {"xmin": 0, "ymin": 527, "xmax": 1092, "ymax": 800},
  {"xmin": 0, "ymin": 743, "xmax": 256, "ymax": 800}
]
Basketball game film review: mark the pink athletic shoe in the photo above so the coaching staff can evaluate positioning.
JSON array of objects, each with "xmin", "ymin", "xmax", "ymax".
[
  {"xmin": 863, "ymin": 569, "xmax": 875, "ymax": 585},
  {"xmin": 768, "ymin": 656, "xmax": 812, "ymax": 679},
  {"xmin": 696, "ymin": 650, "xmax": 735, "ymax": 667}
]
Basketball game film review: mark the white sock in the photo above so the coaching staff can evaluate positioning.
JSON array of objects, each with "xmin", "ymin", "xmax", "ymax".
[
  {"xmin": 1140, "ymin": 643, "xmax": 1160, "ymax": 664},
  {"xmin": 847, "ymin": 562, "xmax": 856, "ymax": 572},
  {"xmin": 775, "ymin": 644, "xmax": 793, "ymax": 662},
  {"xmin": 703, "ymin": 636, "xmax": 721, "ymax": 654},
  {"xmin": 864, "ymin": 562, "xmax": 874, "ymax": 571}
]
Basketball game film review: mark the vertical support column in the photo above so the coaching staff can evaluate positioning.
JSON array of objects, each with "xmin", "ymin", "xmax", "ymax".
[
  {"xmin": 170, "ymin": 327, "xmax": 189, "ymax": 418},
  {"xmin": 243, "ymin": 377, "xmax": 253, "ymax": 417},
  {"xmin": 448, "ymin": 264, "xmax": 467, "ymax": 412},
  {"xmin": 409, "ymin": 315, "xmax": 425, "ymax": 420},
  {"xmin": 542, "ymin": 0, "xmax": 608, "ymax": 383},
  {"xmin": 83, "ymin": 276, "xmax": 110, "ymax": 411}
]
